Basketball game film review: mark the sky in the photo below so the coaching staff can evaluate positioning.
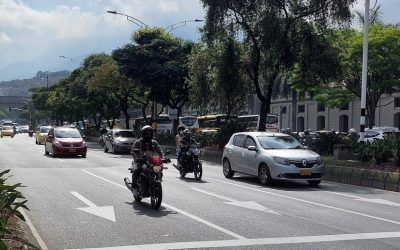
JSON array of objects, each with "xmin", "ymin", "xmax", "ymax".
[{"xmin": 0, "ymin": 0, "xmax": 399, "ymax": 82}]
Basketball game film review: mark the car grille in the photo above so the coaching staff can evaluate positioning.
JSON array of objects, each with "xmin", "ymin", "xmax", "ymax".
[
  {"xmin": 290, "ymin": 160, "xmax": 317, "ymax": 168},
  {"xmin": 60, "ymin": 142, "xmax": 82, "ymax": 147}
]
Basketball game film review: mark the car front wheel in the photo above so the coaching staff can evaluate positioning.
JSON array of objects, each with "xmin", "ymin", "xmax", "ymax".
[{"xmin": 258, "ymin": 164, "xmax": 273, "ymax": 186}]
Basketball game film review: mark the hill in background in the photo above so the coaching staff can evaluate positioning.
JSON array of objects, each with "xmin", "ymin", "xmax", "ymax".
[{"xmin": 0, "ymin": 70, "xmax": 70, "ymax": 97}]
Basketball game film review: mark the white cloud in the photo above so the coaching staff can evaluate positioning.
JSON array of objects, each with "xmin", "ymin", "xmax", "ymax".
[
  {"xmin": 159, "ymin": 1, "xmax": 179, "ymax": 12},
  {"xmin": 0, "ymin": 0, "xmax": 99, "ymax": 40},
  {"xmin": 0, "ymin": 32, "xmax": 11, "ymax": 44}
]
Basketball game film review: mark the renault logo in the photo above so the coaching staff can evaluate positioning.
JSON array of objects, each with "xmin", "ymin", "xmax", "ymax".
[{"xmin": 302, "ymin": 159, "xmax": 307, "ymax": 167}]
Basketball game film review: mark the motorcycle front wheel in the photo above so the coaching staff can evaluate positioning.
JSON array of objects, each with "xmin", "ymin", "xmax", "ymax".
[
  {"xmin": 151, "ymin": 182, "xmax": 162, "ymax": 209},
  {"xmin": 194, "ymin": 162, "xmax": 203, "ymax": 181}
]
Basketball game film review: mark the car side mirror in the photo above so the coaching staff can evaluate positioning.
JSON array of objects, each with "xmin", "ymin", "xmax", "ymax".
[{"xmin": 248, "ymin": 146, "xmax": 258, "ymax": 151}]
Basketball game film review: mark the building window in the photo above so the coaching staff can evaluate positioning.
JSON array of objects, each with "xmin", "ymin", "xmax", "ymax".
[
  {"xmin": 317, "ymin": 103, "xmax": 325, "ymax": 112},
  {"xmin": 394, "ymin": 113, "xmax": 400, "ymax": 129},
  {"xmin": 281, "ymin": 106, "xmax": 287, "ymax": 114},
  {"xmin": 339, "ymin": 115, "xmax": 349, "ymax": 133},
  {"xmin": 395, "ymin": 97, "xmax": 400, "ymax": 108},
  {"xmin": 298, "ymin": 105, "xmax": 305, "ymax": 113},
  {"xmin": 340, "ymin": 103, "xmax": 349, "ymax": 111},
  {"xmin": 317, "ymin": 116, "xmax": 325, "ymax": 130},
  {"xmin": 297, "ymin": 117, "xmax": 305, "ymax": 132}
]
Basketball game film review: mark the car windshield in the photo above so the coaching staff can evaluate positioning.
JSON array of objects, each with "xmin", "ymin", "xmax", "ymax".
[
  {"xmin": 257, "ymin": 136, "xmax": 304, "ymax": 149},
  {"xmin": 40, "ymin": 127, "xmax": 50, "ymax": 133},
  {"xmin": 114, "ymin": 131, "xmax": 134, "ymax": 138},
  {"xmin": 55, "ymin": 129, "xmax": 82, "ymax": 138},
  {"xmin": 3, "ymin": 126, "xmax": 12, "ymax": 130}
]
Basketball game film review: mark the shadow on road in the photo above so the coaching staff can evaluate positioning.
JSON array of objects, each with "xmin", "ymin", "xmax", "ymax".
[
  {"xmin": 176, "ymin": 176, "xmax": 208, "ymax": 184},
  {"xmin": 230, "ymin": 175, "xmax": 320, "ymax": 191},
  {"xmin": 125, "ymin": 201, "xmax": 178, "ymax": 218}
]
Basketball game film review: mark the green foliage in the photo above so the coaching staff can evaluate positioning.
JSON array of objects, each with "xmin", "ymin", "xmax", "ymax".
[
  {"xmin": 366, "ymin": 140, "xmax": 392, "ymax": 165},
  {"xmin": 314, "ymin": 88, "xmax": 355, "ymax": 109},
  {"xmin": 0, "ymin": 170, "xmax": 37, "ymax": 249},
  {"xmin": 388, "ymin": 133, "xmax": 400, "ymax": 166}
]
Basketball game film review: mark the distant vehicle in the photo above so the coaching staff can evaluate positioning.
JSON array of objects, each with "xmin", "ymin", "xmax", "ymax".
[
  {"xmin": 104, "ymin": 129, "xmax": 136, "ymax": 154},
  {"xmin": 222, "ymin": 132, "xmax": 324, "ymax": 186},
  {"xmin": 197, "ymin": 114, "xmax": 234, "ymax": 133},
  {"xmin": 45, "ymin": 127, "xmax": 87, "ymax": 158},
  {"xmin": 179, "ymin": 116, "xmax": 199, "ymax": 130},
  {"xmin": 154, "ymin": 115, "xmax": 173, "ymax": 134},
  {"xmin": 358, "ymin": 127, "xmax": 400, "ymax": 142},
  {"xmin": 2, "ymin": 120, "xmax": 13, "ymax": 127},
  {"xmin": 36, "ymin": 126, "xmax": 52, "ymax": 144},
  {"xmin": 18, "ymin": 125, "xmax": 29, "ymax": 133},
  {"xmin": 237, "ymin": 114, "xmax": 279, "ymax": 132},
  {"xmin": 1, "ymin": 126, "xmax": 14, "ymax": 138}
]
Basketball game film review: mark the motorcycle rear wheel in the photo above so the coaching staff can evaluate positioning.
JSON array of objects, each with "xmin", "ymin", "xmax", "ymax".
[
  {"xmin": 194, "ymin": 162, "xmax": 203, "ymax": 181},
  {"xmin": 150, "ymin": 182, "xmax": 162, "ymax": 209},
  {"xmin": 180, "ymin": 171, "xmax": 186, "ymax": 178}
]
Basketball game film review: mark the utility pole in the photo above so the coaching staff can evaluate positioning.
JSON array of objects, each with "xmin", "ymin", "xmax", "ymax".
[{"xmin": 360, "ymin": 0, "xmax": 370, "ymax": 142}]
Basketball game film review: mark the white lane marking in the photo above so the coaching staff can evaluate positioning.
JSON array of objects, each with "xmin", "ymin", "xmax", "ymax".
[
  {"xmin": 355, "ymin": 198, "xmax": 400, "ymax": 207},
  {"xmin": 67, "ymin": 231, "xmax": 400, "ymax": 250},
  {"xmin": 191, "ymin": 187, "xmax": 280, "ymax": 214},
  {"xmin": 311, "ymin": 188, "xmax": 400, "ymax": 207},
  {"xmin": 70, "ymin": 191, "xmax": 116, "ymax": 222},
  {"xmin": 18, "ymin": 208, "xmax": 48, "ymax": 250},
  {"xmin": 204, "ymin": 177, "xmax": 400, "ymax": 226},
  {"xmin": 82, "ymin": 170, "xmax": 245, "ymax": 240}
]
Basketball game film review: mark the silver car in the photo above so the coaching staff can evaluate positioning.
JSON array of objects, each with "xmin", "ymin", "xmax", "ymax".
[
  {"xmin": 222, "ymin": 132, "xmax": 324, "ymax": 186},
  {"xmin": 104, "ymin": 129, "xmax": 136, "ymax": 154}
]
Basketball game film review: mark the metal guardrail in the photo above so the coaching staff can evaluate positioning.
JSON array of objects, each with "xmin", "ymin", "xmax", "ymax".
[{"xmin": 324, "ymin": 165, "xmax": 400, "ymax": 192}]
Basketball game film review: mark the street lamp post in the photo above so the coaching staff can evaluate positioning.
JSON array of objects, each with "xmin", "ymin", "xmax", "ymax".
[
  {"xmin": 360, "ymin": 0, "xmax": 370, "ymax": 142},
  {"xmin": 59, "ymin": 55, "xmax": 81, "ymax": 64},
  {"xmin": 163, "ymin": 19, "xmax": 204, "ymax": 32}
]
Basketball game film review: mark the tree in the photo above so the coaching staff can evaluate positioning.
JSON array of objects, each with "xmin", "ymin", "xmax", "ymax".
[
  {"xmin": 201, "ymin": 0, "xmax": 356, "ymax": 131},
  {"xmin": 113, "ymin": 28, "xmax": 193, "ymax": 123}
]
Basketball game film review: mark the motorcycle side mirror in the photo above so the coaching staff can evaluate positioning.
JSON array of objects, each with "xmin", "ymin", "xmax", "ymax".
[{"xmin": 165, "ymin": 149, "xmax": 171, "ymax": 155}]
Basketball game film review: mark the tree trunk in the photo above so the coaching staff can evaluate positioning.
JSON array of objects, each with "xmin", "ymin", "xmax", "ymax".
[
  {"xmin": 367, "ymin": 103, "xmax": 376, "ymax": 129},
  {"xmin": 291, "ymin": 90, "xmax": 297, "ymax": 132},
  {"xmin": 258, "ymin": 100, "xmax": 267, "ymax": 131}
]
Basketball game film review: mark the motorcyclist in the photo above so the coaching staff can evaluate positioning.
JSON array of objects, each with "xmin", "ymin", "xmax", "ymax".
[
  {"xmin": 180, "ymin": 129, "xmax": 198, "ymax": 147},
  {"xmin": 130, "ymin": 125, "xmax": 164, "ymax": 195},
  {"xmin": 175, "ymin": 125, "xmax": 185, "ymax": 164}
]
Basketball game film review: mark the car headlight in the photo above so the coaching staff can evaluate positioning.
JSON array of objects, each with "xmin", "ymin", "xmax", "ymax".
[
  {"xmin": 316, "ymin": 157, "xmax": 323, "ymax": 165},
  {"xmin": 273, "ymin": 157, "xmax": 290, "ymax": 166}
]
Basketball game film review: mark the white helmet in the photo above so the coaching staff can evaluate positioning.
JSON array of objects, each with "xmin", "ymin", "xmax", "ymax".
[{"xmin": 349, "ymin": 128, "xmax": 356, "ymax": 133}]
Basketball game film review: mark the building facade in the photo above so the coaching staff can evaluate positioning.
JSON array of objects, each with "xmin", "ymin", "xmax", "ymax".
[{"xmin": 251, "ymin": 93, "xmax": 400, "ymax": 132}]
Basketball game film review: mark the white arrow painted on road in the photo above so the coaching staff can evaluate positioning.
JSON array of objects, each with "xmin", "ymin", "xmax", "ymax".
[
  {"xmin": 355, "ymin": 198, "xmax": 400, "ymax": 207},
  {"xmin": 191, "ymin": 187, "xmax": 280, "ymax": 215},
  {"xmin": 70, "ymin": 191, "xmax": 116, "ymax": 222}
]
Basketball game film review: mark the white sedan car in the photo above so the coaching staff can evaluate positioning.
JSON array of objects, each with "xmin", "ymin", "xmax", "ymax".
[{"xmin": 222, "ymin": 132, "xmax": 324, "ymax": 186}]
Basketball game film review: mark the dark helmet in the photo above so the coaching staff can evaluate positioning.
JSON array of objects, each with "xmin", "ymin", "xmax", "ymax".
[
  {"xmin": 178, "ymin": 125, "xmax": 185, "ymax": 133},
  {"xmin": 141, "ymin": 125, "xmax": 153, "ymax": 141}
]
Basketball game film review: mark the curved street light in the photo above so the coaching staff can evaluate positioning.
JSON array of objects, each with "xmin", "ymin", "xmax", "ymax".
[
  {"xmin": 107, "ymin": 10, "xmax": 149, "ymax": 29},
  {"xmin": 59, "ymin": 55, "xmax": 81, "ymax": 64},
  {"xmin": 106, "ymin": 10, "xmax": 203, "ymax": 32}
]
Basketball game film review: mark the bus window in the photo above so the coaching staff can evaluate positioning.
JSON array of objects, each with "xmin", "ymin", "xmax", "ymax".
[{"xmin": 179, "ymin": 116, "xmax": 199, "ymax": 129}]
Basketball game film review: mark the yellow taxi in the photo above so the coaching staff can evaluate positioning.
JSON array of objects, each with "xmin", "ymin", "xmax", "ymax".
[
  {"xmin": 36, "ymin": 126, "xmax": 51, "ymax": 144},
  {"xmin": 1, "ymin": 126, "xmax": 14, "ymax": 138}
]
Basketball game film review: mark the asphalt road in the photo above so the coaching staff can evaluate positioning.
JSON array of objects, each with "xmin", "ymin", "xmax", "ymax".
[{"xmin": 2, "ymin": 134, "xmax": 400, "ymax": 250}]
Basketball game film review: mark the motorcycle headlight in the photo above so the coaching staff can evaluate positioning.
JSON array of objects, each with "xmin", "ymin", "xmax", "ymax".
[
  {"xmin": 316, "ymin": 157, "xmax": 323, "ymax": 165},
  {"xmin": 153, "ymin": 165, "xmax": 162, "ymax": 173},
  {"xmin": 273, "ymin": 157, "xmax": 290, "ymax": 166}
]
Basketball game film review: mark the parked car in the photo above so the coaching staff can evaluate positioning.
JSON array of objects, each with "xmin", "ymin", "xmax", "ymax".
[
  {"xmin": 1, "ymin": 126, "xmax": 14, "ymax": 138},
  {"xmin": 104, "ymin": 129, "xmax": 136, "ymax": 154},
  {"xmin": 357, "ymin": 127, "xmax": 400, "ymax": 142},
  {"xmin": 45, "ymin": 127, "xmax": 87, "ymax": 157},
  {"xmin": 222, "ymin": 132, "xmax": 324, "ymax": 186},
  {"xmin": 36, "ymin": 126, "xmax": 52, "ymax": 144}
]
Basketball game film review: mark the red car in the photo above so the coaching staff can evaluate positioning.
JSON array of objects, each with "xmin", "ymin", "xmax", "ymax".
[{"xmin": 45, "ymin": 127, "xmax": 87, "ymax": 157}]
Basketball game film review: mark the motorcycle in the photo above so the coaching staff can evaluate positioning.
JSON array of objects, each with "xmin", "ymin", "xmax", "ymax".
[
  {"xmin": 28, "ymin": 130, "xmax": 33, "ymax": 137},
  {"xmin": 174, "ymin": 144, "xmax": 203, "ymax": 181},
  {"xmin": 124, "ymin": 149, "xmax": 170, "ymax": 209}
]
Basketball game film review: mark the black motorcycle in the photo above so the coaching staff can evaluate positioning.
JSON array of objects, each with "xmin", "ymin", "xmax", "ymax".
[
  {"xmin": 28, "ymin": 130, "xmax": 33, "ymax": 137},
  {"xmin": 174, "ymin": 144, "xmax": 203, "ymax": 181},
  {"xmin": 124, "ymin": 149, "xmax": 170, "ymax": 209}
]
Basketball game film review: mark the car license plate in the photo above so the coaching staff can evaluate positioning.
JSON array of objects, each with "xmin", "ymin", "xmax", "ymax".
[
  {"xmin": 300, "ymin": 168, "xmax": 312, "ymax": 176},
  {"xmin": 69, "ymin": 148, "xmax": 76, "ymax": 153}
]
